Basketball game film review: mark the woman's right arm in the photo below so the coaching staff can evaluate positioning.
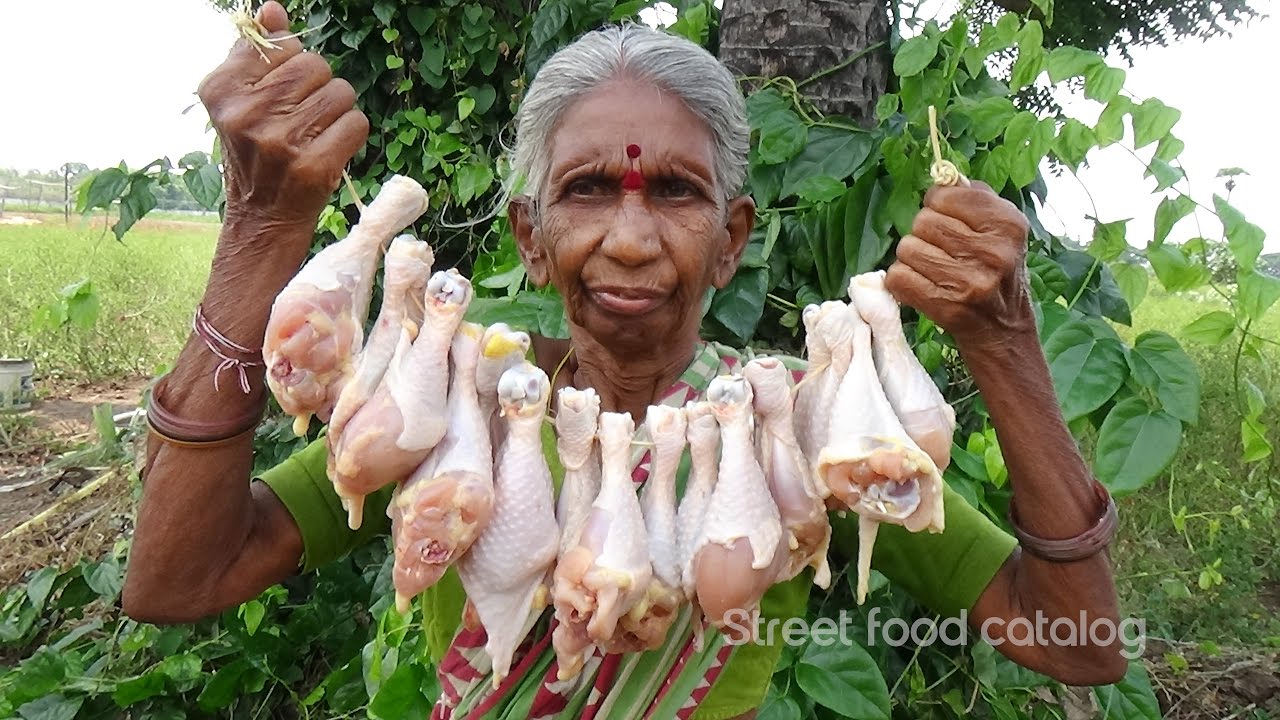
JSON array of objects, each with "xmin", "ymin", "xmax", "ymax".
[{"xmin": 122, "ymin": 1, "xmax": 368, "ymax": 624}]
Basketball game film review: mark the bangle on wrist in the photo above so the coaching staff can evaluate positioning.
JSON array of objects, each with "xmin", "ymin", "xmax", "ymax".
[
  {"xmin": 1008, "ymin": 479, "xmax": 1117, "ymax": 562},
  {"xmin": 146, "ymin": 374, "xmax": 265, "ymax": 445}
]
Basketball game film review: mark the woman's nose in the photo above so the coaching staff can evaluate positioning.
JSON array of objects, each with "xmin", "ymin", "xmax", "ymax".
[{"xmin": 599, "ymin": 199, "xmax": 662, "ymax": 267}]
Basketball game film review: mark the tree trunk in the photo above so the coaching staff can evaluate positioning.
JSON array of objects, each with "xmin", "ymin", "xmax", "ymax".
[{"xmin": 718, "ymin": 0, "xmax": 891, "ymax": 128}]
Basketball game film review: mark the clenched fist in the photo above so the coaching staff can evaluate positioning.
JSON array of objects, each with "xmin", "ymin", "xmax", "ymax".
[
  {"xmin": 198, "ymin": 1, "xmax": 369, "ymax": 232},
  {"xmin": 884, "ymin": 182, "xmax": 1035, "ymax": 348}
]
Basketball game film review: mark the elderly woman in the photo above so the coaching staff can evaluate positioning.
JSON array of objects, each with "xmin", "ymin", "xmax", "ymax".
[{"xmin": 123, "ymin": 2, "xmax": 1126, "ymax": 717}]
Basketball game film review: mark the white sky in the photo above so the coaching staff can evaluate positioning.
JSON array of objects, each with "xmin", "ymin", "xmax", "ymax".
[{"xmin": 0, "ymin": 0, "xmax": 1274, "ymax": 252}]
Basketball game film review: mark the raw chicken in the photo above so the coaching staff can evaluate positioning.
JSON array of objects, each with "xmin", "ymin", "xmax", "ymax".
[
  {"xmin": 457, "ymin": 362, "xmax": 560, "ymax": 686},
  {"xmin": 327, "ymin": 234, "xmax": 433, "ymax": 444},
  {"xmin": 329, "ymin": 269, "xmax": 472, "ymax": 529},
  {"xmin": 389, "ymin": 321, "xmax": 494, "ymax": 613},
  {"xmin": 849, "ymin": 271, "xmax": 956, "ymax": 470},
  {"xmin": 550, "ymin": 387, "xmax": 602, "ymax": 679},
  {"xmin": 552, "ymin": 412, "xmax": 653, "ymax": 670},
  {"xmin": 743, "ymin": 357, "xmax": 832, "ymax": 589},
  {"xmin": 676, "ymin": 401, "xmax": 719, "ymax": 602},
  {"xmin": 264, "ymin": 175, "xmax": 430, "ymax": 436},
  {"xmin": 475, "ymin": 323, "xmax": 531, "ymax": 449},
  {"xmin": 615, "ymin": 405, "xmax": 686, "ymax": 651},
  {"xmin": 793, "ymin": 301, "xmax": 856, "ymax": 490},
  {"xmin": 691, "ymin": 376, "xmax": 784, "ymax": 636},
  {"xmin": 817, "ymin": 309, "xmax": 945, "ymax": 604}
]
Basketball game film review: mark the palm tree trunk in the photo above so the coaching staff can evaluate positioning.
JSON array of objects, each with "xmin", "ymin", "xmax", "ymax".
[{"xmin": 718, "ymin": 0, "xmax": 891, "ymax": 128}]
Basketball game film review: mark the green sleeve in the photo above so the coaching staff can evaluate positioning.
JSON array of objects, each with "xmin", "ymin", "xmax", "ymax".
[
  {"xmin": 830, "ymin": 481, "xmax": 1019, "ymax": 617},
  {"xmin": 257, "ymin": 437, "xmax": 395, "ymax": 574}
]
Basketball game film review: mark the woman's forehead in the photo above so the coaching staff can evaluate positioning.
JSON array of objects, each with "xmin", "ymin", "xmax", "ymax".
[{"xmin": 546, "ymin": 79, "xmax": 717, "ymax": 175}]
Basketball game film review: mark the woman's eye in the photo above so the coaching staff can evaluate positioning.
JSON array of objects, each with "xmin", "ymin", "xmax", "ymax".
[
  {"xmin": 567, "ymin": 178, "xmax": 607, "ymax": 196},
  {"xmin": 656, "ymin": 179, "xmax": 697, "ymax": 198}
]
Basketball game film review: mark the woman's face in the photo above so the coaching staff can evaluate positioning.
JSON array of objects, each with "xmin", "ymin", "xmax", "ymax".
[{"xmin": 510, "ymin": 78, "xmax": 754, "ymax": 352}]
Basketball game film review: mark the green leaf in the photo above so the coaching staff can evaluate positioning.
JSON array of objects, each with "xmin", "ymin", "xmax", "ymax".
[
  {"xmin": 26, "ymin": 566, "xmax": 58, "ymax": 611},
  {"xmin": 79, "ymin": 167, "xmax": 129, "ymax": 211},
  {"xmin": 385, "ymin": 54, "xmax": 404, "ymax": 70},
  {"xmin": 1044, "ymin": 320, "xmax": 1129, "ymax": 421},
  {"xmin": 368, "ymin": 662, "xmax": 433, "ymax": 720},
  {"xmin": 794, "ymin": 641, "xmax": 891, "ymax": 719},
  {"xmin": 1237, "ymin": 269, "xmax": 1280, "ymax": 321},
  {"xmin": 710, "ymin": 267, "xmax": 768, "ymax": 343},
  {"xmin": 1054, "ymin": 118, "xmax": 1096, "ymax": 169},
  {"xmin": 197, "ymin": 659, "xmax": 250, "ymax": 711},
  {"xmin": 779, "ymin": 127, "xmax": 874, "ymax": 199},
  {"xmin": 1046, "ymin": 46, "xmax": 1100, "ymax": 83},
  {"xmin": 1146, "ymin": 158, "xmax": 1183, "ymax": 192},
  {"xmin": 1095, "ymin": 96, "xmax": 1131, "ymax": 147},
  {"xmin": 1181, "ymin": 311, "xmax": 1235, "ymax": 345},
  {"xmin": 1128, "ymin": 331, "xmax": 1200, "ymax": 423},
  {"xmin": 747, "ymin": 91, "xmax": 807, "ymax": 165},
  {"xmin": 84, "ymin": 558, "xmax": 122, "ymax": 601},
  {"xmin": 1010, "ymin": 44, "xmax": 1045, "ymax": 90},
  {"xmin": 893, "ymin": 33, "xmax": 941, "ymax": 77},
  {"xmin": 1094, "ymin": 661, "xmax": 1162, "ymax": 720},
  {"xmin": 757, "ymin": 683, "xmax": 801, "ymax": 720},
  {"xmin": 457, "ymin": 96, "xmax": 476, "ymax": 121},
  {"xmin": 158, "ymin": 653, "xmax": 203, "ymax": 685},
  {"xmin": 794, "ymin": 175, "xmax": 846, "ymax": 204},
  {"xmin": 183, "ymin": 163, "xmax": 223, "ymax": 211},
  {"xmin": 407, "ymin": 7, "xmax": 436, "ymax": 34},
  {"xmin": 242, "ymin": 599, "xmax": 265, "ymax": 635},
  {"xmin": 17, "ymin": 694, "xmax": 83, "ymax": 720},
  {"xmin": 1094, "ymin": 398, "xmax": 1182, "ymax": 495},
  {"xmin": 1027, "ymin": 253, "xmax": 1070, "ymax": 302},
  {"xmin": 1152, "ymin": 195, "xmax": 1195, "ymax": 247},
  {"xmin": 453, "ymin": 162, "xmax": 494, "ymax": 205},
  {"xmin": 382, "ymin": 27, "xmax": 399, "ymax": 42},
  {"xmin": 1214, "ymin": 195, "xmax": 1265, "ymax": 271},
  {"xmin": 1241, "ymin": 416, "xmax": 1273, "ymax": 463},
  {"xmin": 963, "ymin": 97, "xmax": 1017, "ymax": 144},
  {"xmin": 372, "ymin": 0, "xmax": 396, "ymax": 25},
  {"xmin": 1130, "ymin": 98, "xmax": 1181, "ymax": 149},
  {"xmin": 1089, "ymin": 219, "xmax": 1129, "ymax": 261},
  {"xmin": 113, "ymin": 671, "xmax": 167, "ymax": 707},
  {"xmin": 1109, "ymin": 262, "xmax": 1148, "ymax": 312},
  {"xmin": 1084, "ymin": 64, "xmax": 1126, "ymax": 103},
  {"xmin": 113, "ymin": 177, "xmax": 157, "ymax": 241},
  {"xmin": 1146, "ymin": 244, "xmax": 1208, "ymax": 292},
  {"xmin": 1243, "ymin": 379, "xmax": 1266, "ymax": 418}
]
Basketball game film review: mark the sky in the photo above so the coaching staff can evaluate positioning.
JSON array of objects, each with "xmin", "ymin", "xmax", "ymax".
[{"xmin": 0, "ymin": 0, "xmax": 1274, "ymax": 252}]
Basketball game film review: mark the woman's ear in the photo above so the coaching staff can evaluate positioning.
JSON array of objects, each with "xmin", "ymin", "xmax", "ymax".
[
  {"xmin": 712, "ymin": 195, "xmax": 757, "ymax": 288},
  {"xmin": 509, "ymin": 196, "xmax": 550, "ymax": 287}
]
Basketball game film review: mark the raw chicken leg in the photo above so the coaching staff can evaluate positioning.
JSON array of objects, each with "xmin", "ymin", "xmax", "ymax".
[
  {"xmin": 389, "ymin": 322, "xmax": 494, "ymax": 613},
  {"xmin": 475, "ymin": 323, "xmax": 531, "ymax": 449},
  {"xmin": 817, "ymin": 310, "xmax": 945, "ymax": 604},
  {"xmin": 676, "ymin": 401, "xmax": 719, "ymax": 602},
  {"xmin": 743, "ymin": 357, "xmax": 832, "ymax": 589},
  {"xmin": 553, "ymin": 412, "xmax": 653, "ymax": 668},
  {"xmin": 264, "ymin": 175, "xmax": 430, "ymax": 436},
  {"xmin": 615, "ymin": 406, "xmax": 686, "ymax": 651},
  {"xmin": 849, "ymin": 271, "xmax": 956, "ymax": 470},
  {"xmin": 793, "ymin": 301, "xmax": 856, "ymax": 487},
  {"xmin": 691, "ymin": 376, "xmax": 785, "ymax": 635},
  {"xmin": 329, "ymin": 269, "xmax": 472, "ymax": 529},
  {"xmin": 457, "ymin": 363, "xmax": 560, "ymax": 686},
  {"xmin": 327, "ymin": 234, "xmax": 433, "ymax": 444},
  {"xmin": 550, "ymin": 387, "xmax": 603, "ymax": 678}
]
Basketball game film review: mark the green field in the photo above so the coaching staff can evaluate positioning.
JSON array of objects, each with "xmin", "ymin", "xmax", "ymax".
[
  {"xmin": 0, "ymin": 214, "xmax": 1276, "ymax": 650},
  {"xmin": 0, "ymin": 213, "xmax": 218, "ymax": 382}
]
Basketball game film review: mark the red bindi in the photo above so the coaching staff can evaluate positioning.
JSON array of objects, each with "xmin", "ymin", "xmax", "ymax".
[{"xmin": 622, "ymin": 143, "xmax": 644, "ymax": 190}]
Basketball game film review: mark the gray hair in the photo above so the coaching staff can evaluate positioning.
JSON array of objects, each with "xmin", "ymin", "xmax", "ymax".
[{"xmin": 506, "ymin": 24, "xmax": 750, "ymax": 216}]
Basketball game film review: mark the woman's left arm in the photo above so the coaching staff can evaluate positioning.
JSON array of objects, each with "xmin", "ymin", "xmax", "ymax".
[{"xmin": 884, "ymin": 182, "xmax": 1128, "ymax": 685}]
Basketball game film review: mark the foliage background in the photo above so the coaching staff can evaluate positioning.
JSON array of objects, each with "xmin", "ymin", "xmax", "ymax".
[{"xmin": 3, "ymin": 0, "xmax": 1277, "ymax": 718}]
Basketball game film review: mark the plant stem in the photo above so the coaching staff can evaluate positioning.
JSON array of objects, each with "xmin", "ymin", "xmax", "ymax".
[
  {"xmin": 1066, "ymin": 257, "xmax": 1099, "ymax": 310},
  {"xmin": 798, "ymin": 42, "xmax": 888, "ymax": 90}
]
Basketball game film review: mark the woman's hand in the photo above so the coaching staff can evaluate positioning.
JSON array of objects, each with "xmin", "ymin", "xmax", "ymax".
[
  {"xmin": 884, "ymin": 182, "xmax": 1035, "ymax": 349},
  {"xmin": 198, "ymin": 1, "xmax": 368, "ymax": 235}
]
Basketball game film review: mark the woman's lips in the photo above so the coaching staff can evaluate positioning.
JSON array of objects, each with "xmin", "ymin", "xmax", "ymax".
[{"xmin": 589, "ymin": 286, "xmax": 666, "ymax": 315}]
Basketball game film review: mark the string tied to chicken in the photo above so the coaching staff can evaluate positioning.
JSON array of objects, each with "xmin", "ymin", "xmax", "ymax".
[
  {"xmin": 193, "ymin": 303, "xmax": 264, "ymax": 394},
  {"xmin": 927, "ymin": 105, "xmax": 970, "ymax": 188},
  {"xmin": 231, "ymin": 0, "xmax": 318, "ymax": 63}
]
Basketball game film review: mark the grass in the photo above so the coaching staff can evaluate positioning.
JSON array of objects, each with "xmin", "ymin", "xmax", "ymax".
[
  {"xmin": 0, "ymin": 212, "xmax": 218, "ymax": 384},
  {"xmin": 1110, "ymin": 287, "xmax": 1280, "ymax": 648}
]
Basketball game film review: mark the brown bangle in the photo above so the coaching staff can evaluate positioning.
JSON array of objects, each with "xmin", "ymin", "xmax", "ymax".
[
  {"xmin": 1008, "ymin": 479, "xmax": 1118, "ymax": 562},
  {"xmin": 146, "ymin": 375, "xmax": 265, "ymax": 443}
]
